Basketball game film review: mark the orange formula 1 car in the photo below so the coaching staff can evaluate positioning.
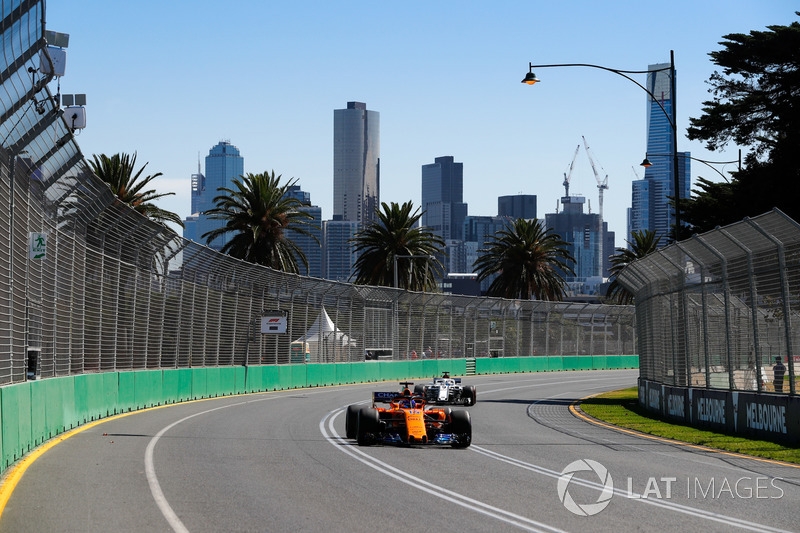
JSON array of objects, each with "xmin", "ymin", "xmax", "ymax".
[{"xmin": 345, "ymin": 382, "xmax": 472, "ymax": 448}]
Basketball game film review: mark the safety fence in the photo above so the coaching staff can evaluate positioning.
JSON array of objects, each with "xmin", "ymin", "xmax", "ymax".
[
  {"xmin": 0, "ymin": 0, "xmax": 636, "ymax": 388},
  {"xmin": 618, "ymin": 209, "xmax": 800, "ymax": 395}
]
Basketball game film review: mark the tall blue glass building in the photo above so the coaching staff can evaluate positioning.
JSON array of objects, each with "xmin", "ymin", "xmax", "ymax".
[
  {"xmin": 284, "ymin": 185, "xmax": 323, "ymax": 278},
  {"xmin": 323, "ymin": 218, "xmax": 362, "ymax": 282},
  {"xmin": 629, "ymin": 62, "xmax": 690, "ymax": 244},
  {"xmin": 421, "ymin": 156, "xmax": 468, "ymax": 242},
  {"xmin": 333, "ymin": 102, "xmax": 380, "ymax": 225},
  {"xmin": 463, "ymin": 215, "xmax": 510, "ymax": 293},
  {"xmin": 183, "ymin": 141, "xmax": 244, "ymax": 251}
]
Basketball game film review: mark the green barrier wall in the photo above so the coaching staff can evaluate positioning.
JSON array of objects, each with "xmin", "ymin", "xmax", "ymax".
[{"xmin": 0, "ymin": 355, "xmax": 637, "ymax": 471}]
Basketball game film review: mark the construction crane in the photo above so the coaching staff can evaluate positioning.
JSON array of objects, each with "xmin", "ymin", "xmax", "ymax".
[
  {"xmin": 583, "ymin": 136, "xmax": 609, "ymax": 278},
  {"xmin": 582, "ymin": 136, "xmax": 609, "ymax": 221},
  {"xmin": 563, "ymin": 144, "xmax": 580, "ymax": 197}
]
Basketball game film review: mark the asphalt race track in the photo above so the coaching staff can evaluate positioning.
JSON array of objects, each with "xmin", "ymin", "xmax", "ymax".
[{"xmin": 1, "ymin": 369, "xmax": 798, "ymax": 532}]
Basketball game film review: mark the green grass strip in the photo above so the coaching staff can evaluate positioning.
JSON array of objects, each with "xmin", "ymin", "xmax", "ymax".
[{"xmin": 580, "ymin": 387, "xmax": 800, "ymax": 465}]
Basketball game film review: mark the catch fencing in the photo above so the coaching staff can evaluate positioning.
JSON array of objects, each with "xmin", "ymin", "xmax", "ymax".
[
  {"xmin": 0, "ymin": 0, "xmax": 636, "ymax": 386},
  {"xmin": 618, "ymin": 209, "xmax": 800, "ymax": 395}
]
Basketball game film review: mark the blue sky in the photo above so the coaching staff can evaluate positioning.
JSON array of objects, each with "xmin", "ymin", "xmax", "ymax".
[{"xmin": 46, "ymin": 1, "xmax": 796, "ymax": 247}]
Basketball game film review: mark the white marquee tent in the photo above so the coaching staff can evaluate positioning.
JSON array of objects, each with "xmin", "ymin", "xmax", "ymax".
[{"xmin": 292, "ymin": 308, "xmax": 357, "ymax": 362}]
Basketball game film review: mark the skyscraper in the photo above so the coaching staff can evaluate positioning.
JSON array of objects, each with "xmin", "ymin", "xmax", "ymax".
[
  {"xmin": 284, "ymin": 185, "xmax": 323, "ymax": 279},
  {"xmin": 545, "ymin": 195, "xmax": 613, "ymax": 281},
  {"xmin": 184, "ymin": 141, "xmax": 244, "ymax": 251},
  {"xmin": 183, "ymin": 157, "xmax": 205, "ymax": 243},
  {"xmin": 421, "ymin": 156, "xmax": 468, "ymax": 242},
  {"xmin": 629, "ymin": 62, "xmax": 690, "ymax": 244},
  {"xmin": 333, "ymin": 102, "xmax": 380, "ymax": 225},
  {"xmin": 323, "ymin": 218, "xmax": 362, "ymax": 282},
  {"xmin": 498, "ymin": 194, "xmax": 537, "ymax": 220},
  {"xmin": 463, "ymin": 215, "xmax": 509, "ymax": 293}
]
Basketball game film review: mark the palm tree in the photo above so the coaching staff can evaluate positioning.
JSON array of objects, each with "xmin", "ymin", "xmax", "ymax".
[
  {"xmin": 202, "ymin": 171, "xmax": 318, "ymax": 273},
  {"xmin": 473, "ymin": 218, "xmax": 574, "ymax": 301},
  {"xmin": 606, "ymin": 229, "xmax": 661, "ymax": 304},
  {"xmin": 350, "ymin": 201, "xmax": 445, "ymax": 291},
  {"xmin": 89, "ymin": 152, "xmax": 184, "ymax": 229}
]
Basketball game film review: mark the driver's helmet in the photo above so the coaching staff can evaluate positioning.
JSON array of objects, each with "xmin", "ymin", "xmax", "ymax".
[{"xmin": 399, "ymin": 398, "xmax": 413, "ymax": 408}]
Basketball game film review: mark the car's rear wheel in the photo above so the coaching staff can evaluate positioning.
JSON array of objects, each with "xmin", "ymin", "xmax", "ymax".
[
  {"xmin": 449, "ymin": 410, "xmax": 471, "ymax": 448},
  {"xmin": 345, "ymin": 404, "xmax": 362, "ymax": 439},
  {"xmin": 357, "ymin": 407, "xmax": 380, "ymax": 446},
  {"xmin": 463, "ymin": 385, "xmax": 477, "ymax": 405},
  {"xmin": 414, "ymin": 384, "xmax": 425, "ymax": 396}
]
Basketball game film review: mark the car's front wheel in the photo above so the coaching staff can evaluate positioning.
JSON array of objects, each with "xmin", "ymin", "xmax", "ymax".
[{"xmin": 449, "ymin": 410, "xmax": 471, "ymax": 448}]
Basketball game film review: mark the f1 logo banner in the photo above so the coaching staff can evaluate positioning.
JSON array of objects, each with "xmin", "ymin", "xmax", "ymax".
[{"xmin": 260, "ymin": 311, "xmax": 287, "ymax": 334}]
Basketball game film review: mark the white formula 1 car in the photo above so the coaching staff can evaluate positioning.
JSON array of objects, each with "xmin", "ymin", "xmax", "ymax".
[{"xmin": 413, "ymin": 372, "xmax": 476, "ymax": 406}]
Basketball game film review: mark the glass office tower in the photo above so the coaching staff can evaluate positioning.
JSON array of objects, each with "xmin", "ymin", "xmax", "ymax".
[
  {"xmin": 284, "ymin": 185, "xmax": 323, "ymax": 279},
  {"xmin": 333, "ymin": 102, "xmax": 380, "ymax": 225},
  {"xmin": 323, "ymin": 218, "xmax": 362, "ymax": 282},
  {"xmin": 185, "ymin": 141, "xmax": 244, "ymax": 251},
  {"xmin": 629, "ymin": 63, "xmax": 690, "ymax": 245},
  {"xmin": 498, "ymin": 194, "xmax": 537, "ymax": 220},
  {"xmin": 421, "ymin": 156, "xmax": 468, "ymax": 241},
  {"xmin": 545, "ymin": 196, "xmax": 611, "ymax": 281}
]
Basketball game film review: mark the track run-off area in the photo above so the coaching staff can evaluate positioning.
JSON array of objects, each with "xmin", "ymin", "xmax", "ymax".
[{"xmin": 1, "ymin": 369, "xmax": 798, "ymax": 532}]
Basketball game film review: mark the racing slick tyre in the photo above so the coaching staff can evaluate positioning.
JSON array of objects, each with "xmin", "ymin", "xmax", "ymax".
[
  {"xmin": 463, "ymin": 385, "xmax": 477, "ymax": 406},
  {"xmin": 449, "ymin": 410, "xmax": 472, "ymax": 448},
  {"xmin": 345, "ymin": 404, "xmax": 362, "ymax": 439},
  {"xmin": 414, "ymin": 384, "xmax": 425, "ymax": 396},
  {"xmin": 357, "ymin": 407, "xmax": 381, "ymax": 446}
]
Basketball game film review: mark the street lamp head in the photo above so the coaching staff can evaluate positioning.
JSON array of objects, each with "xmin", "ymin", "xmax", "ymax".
[
  {"xmin": 640, "ymin": 157, "xmax": 653, "ymax": 168},
  {"xmin": 522, "ymin": 70, "xmax": 540, "ymax": 85}
]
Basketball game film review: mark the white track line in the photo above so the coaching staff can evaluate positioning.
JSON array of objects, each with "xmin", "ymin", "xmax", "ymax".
[
  {"xmin": 470, "ymin": 445, "xmax": 790, "ymax": 533},
  {"xmin": 145, "ymin": 391, "xmax": 327, "ymax": 532},
  {"xmin": 473, "ymin": 386, "xmax": 791, "ymax": 533},
  {"xmin": 320, "ymin": 408, "xmax": 567, "ymax": 533},
  {"xmin": 323, "ymin": 376, "xmax": 791, "ymax": 533}
]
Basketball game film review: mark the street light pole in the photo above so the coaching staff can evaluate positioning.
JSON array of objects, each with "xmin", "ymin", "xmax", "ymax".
[
  {"xmin": 523, "ymin": 52, "xmax": 682, "ymax": 241},
  {"xmin": 642, "ymin": 150, "xmax": 741, "ymax": 183}
]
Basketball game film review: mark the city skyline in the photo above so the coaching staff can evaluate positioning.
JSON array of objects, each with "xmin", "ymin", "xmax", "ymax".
[{"xmin": 46, "ymin": 2, "xmax": 794, "ymax": 248}]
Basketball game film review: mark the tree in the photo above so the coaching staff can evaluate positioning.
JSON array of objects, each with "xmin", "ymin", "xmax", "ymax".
[
  {"xmin": 605, "ymin": 229, "xmax": 661, "ymax": 305},
  {"xmin": 473, "ymin": 218, "xmax": 574, "ymax": 301},
  {"xmin": 89, "ymin": 152, "xmax": 184, "ymax": 229},
  {"xmin": 202, "ymin": 171, "xmax": 317, "ymax": 273},
  {"xmin": 683, "ymin": 14, "xmax": 800, "ymax": 231},
  {"xmin": 350, "ymin": 201, "xmax": 445, "ymax": 291}
]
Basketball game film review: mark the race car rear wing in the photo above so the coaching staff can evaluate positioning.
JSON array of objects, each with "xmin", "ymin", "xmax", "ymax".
[{"xmin": 373, "ymin": 391, "xmax": 400, "ymax": 403}]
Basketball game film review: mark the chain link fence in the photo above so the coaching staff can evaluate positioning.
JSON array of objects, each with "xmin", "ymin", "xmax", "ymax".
[
  {"xmin": 618, "ymin": 209, "xmax": 800, "ymax": 394},
  {"xmin": 0, "ymin": 0, "xmax": 636, "ymax": 386}
]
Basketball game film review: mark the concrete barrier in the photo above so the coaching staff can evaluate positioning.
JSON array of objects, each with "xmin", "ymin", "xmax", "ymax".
[{"xmin": 0, "ymin": 355, "xmax": 637, "ymax": 471}]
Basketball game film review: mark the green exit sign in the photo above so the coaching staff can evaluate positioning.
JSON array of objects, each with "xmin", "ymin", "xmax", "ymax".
[{"xmin": 29, "ymin": 232, "xmax": 47, "ymax": 259}]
